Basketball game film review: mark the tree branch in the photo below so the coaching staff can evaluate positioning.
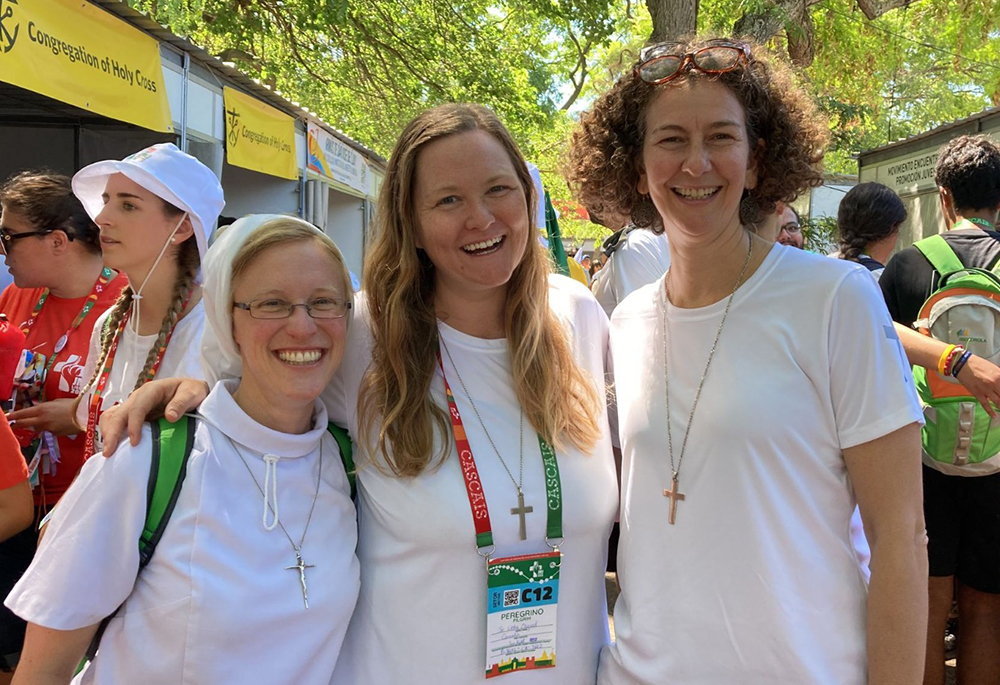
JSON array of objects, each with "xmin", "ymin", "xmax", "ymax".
[
  {"xmin": 560, "ymin": 31, "xmax": 592, "ymax": 111},
  {"xmin": 855, "ymin": 0, "xmax": 917, "ymax": 21}
]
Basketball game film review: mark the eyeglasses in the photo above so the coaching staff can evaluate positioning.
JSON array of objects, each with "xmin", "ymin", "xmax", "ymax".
[
  {"xmin": 233, "ymin": 297, "xmax": 352, "ymax": 320},
  {"xmin": 779, "ymin": 222, "xmax": 802, "ymax": 234},
  {"xmin": 635, "ymin": 40, "xmax": 751, "ymax": 85},
  {"xmin": 0, "ymin": 228, "xmax": 55, "ymax": 253}
]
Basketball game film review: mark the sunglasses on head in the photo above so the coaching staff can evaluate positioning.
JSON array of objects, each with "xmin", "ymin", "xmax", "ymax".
[{"xmin": 635, "ymin": 40, "xmax": 751, "ymax": 85}]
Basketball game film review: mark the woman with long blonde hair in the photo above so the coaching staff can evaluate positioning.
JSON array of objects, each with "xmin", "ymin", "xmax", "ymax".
[{"xmin": 101, "ymin": 104, "xmax": 618, "ymax": 683}]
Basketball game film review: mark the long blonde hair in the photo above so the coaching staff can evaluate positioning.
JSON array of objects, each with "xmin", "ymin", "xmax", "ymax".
[{"xmin": 358, "ymin": 103, "xmax": 601, "ymax": 477}]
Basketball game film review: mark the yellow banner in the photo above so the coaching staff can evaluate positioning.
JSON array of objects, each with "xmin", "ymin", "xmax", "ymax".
[
  {"xmin": 223, "ymin": 87, "xmax": 298, "ymax": 180},
  {"xmin": 0, "ymin": 0, "xmax": 172, "ymax": 132}
]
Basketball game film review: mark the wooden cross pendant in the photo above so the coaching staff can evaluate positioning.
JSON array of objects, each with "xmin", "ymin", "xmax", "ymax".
[
  {"xmin": 286, "ymin": 549, "xmax": 316, "ymax": 609},
  {"xmin": 510, "ymin": 490, "xmax": 534, "ymax": 540},
  {"xmin": 663, "ymin": 474, "xmax": 685, "ymax": 525}
]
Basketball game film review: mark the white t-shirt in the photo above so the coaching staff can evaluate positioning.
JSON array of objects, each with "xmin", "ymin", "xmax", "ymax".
[
  {"xmin": 7, "ymin": 380, "xmax": 359, "ymax": 685},
  {"xmin": 75, "ymin": 300, "xmax": 207, "ymax": 432},
  {"xmin": 593, "ymin": 228, "xmax": 671, "ymax": 317},
  {"xmin": 326, "ymin": 275, "xmax": 618, "ymax": 684},
  {"xmin": 600, "ymin": 245, "xmax": 922, "ymax": 685}
]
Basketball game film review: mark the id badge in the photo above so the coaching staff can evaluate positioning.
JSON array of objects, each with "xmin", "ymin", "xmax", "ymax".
[
  {"xmin": 485, "ymin": 551, "xmax": 560, "ymax": 678},
  {"xmin": 26, "ymin": 439, "xmax": 42, "ymax": 489}
]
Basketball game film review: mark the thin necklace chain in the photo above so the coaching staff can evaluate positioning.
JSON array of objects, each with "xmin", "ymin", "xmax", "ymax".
[
  {"xmin": 439, "ymin": 330, "xmax": 524, "ymax": 494},
  {"xmin": 662, "ymin": 238, "xmax": 754, "ymax": 480},
  {"xmin": 226, "ymin": 434, "xmax": 323, "ymax": 553}
]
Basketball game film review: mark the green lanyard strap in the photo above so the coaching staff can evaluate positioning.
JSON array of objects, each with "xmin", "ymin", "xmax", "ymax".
[{"xmin": 437, "ymin": 350, "xmax": 563, "ymax": 556}]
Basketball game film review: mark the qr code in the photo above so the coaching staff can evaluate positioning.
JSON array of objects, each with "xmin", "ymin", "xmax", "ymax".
[{"xmin": 503, "ymin": 590, "xmax": 520, "ymax": 607}]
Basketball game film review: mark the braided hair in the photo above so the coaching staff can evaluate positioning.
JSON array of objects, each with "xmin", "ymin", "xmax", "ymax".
[
  {"xmin": 133, "ymin": 236, "xmax": 199, "ymax": 388},
  {"xmin": 78, "ymin": 204, "xmax": 200, "ymax": 396},
  {"xmin": 837, "ymin": 183, "xmax": 906, "ymax": 263}
]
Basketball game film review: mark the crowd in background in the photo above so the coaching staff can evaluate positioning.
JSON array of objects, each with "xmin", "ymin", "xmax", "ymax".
[{"xmin": 0, "ymin": 35, "xmax": 998, "ymax": 685}]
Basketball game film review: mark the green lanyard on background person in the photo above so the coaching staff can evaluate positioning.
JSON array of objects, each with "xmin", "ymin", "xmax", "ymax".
[
  {"xmin": 953, "ymin": 217, "xmax": 993, "ymax": 231},
  {"xmin": 27, "ymin": 267, "xmax": 115, "ymax": 402}
]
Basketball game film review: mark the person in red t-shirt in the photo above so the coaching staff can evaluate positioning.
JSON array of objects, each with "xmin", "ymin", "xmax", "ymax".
[
  {"xmin": 0, "ymin": 172, "xmax": 126, "ymax": 677},
  {"xmin": 0, "ymin": 172, "xmax": 126, "ymax": 509},
  {"xmin": 0, "ymin": 412, "xmax": 29, "ymax": 544},
  {"xmin": 0, "ymin": 409, "xmax": 31, "ymax": 681}
]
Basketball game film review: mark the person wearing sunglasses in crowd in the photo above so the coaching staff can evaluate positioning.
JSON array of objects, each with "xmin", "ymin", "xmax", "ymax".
[
  {"xmin": 568, "ymin": 37, "xmax": 926, "ymax": 684},
  {"xmin": 99, "ymin": 104, "xmax": 618, "ymax": 683},
  {"xmin": 0, "ymin": 172, "xmax": 128, "ymax": 680},
  {"xmin": 6, "ymin": 215, "xmax": 360, "ymax": 684}
]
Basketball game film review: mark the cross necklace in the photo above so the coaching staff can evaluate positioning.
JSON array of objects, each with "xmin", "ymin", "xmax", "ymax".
[
  {"xmin": 661, "ymin": 238, "xmax": 753, "ymax": 524},
  {"xmin": 440, "ymin": 333, "xmax": 531, "ymax": 540},
  {"xmin": 228, "ymin": 435, "xmax": 323, "ymax": 608}
]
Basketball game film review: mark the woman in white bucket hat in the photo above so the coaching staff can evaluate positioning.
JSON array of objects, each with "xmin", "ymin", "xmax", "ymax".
[{"xmin": 70, "ymin": 143, "xmax": 224, "ymax": 458}]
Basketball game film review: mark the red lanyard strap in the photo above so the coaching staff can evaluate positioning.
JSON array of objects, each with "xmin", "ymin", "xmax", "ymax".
[
  {"xmin": 435, "ymin": 349, "xmax": 563, "ymax": 556},
  {"xmin": 83, "ymin": 291, "xmax": 190, "ymax": 458}
]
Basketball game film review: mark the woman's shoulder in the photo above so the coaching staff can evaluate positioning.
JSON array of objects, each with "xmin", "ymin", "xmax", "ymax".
[
  {"xmin": 548, "ymin": 273, "xmax": 606, "ymax": 323},
  {"xmin": 0, "ymin": 283, "xmax": 44, "ymax": 317},
  {"xmin": 768, "ymin": 244, "xmax": 869, "ymax": 289}
]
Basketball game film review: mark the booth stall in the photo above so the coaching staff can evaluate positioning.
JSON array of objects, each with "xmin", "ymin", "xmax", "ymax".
[
  {"xmin": 859, "ymin": 107, "xmax": 1000, "ymax": 249},
  {"xmin": 0, "ymin": 0, "xmax": 385, "ymax": 280}
]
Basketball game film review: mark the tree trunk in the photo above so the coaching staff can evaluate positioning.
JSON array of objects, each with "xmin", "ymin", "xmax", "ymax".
[
  {"xmin": 733, "ymin": 0, "xmax": 822, "ymax": 67},
  {"xmin": 646, "ymin": 0, "xmax": 699, "ymax": 43}
]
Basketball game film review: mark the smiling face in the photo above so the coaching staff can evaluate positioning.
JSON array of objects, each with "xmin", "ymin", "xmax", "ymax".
[
  {"xmin": 413, "ymin": 129, "xmax": 530, "ymax": 304},
  {"xmin": 231, "ymin": 239, "xmax": 348, "ymax": 425},
  {"xmin": 775, "ymin": 205, "xmax": 804, "ymax": 248},
  {"xmin": 638, "ymin": 79, "xmax": 758, "ymax": 245},
  {"xmin": 94, "ymin": 173, "xmax": 192, "ymax": 277}
]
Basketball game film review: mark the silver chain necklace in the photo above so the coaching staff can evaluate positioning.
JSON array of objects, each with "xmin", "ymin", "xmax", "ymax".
[
  {"xmin": 226, "ymin": 434, "xmax": 323, "ymax": 608},
  {"xmin": 439, "ymin": 330, "xmax": 532, "ymax": 540},
  {"xmin": 661, "ymin": 238, "xmax": 753, "ymax": 525}
]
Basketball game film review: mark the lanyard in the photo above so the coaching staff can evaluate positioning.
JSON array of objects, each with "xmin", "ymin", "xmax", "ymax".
[
  {"xmin": 83, "ymin": 291, "xmax": 188, "ymax": 458},
  {"xmin": 24, "ymin": 268, "xmax": 115, "ymax": 403},
  {"xmin": 953, "ymin": 218, "xmax": 993, "ymax": 230},
  {"xmin": 436, "ymin": 350, "xmax": 563, "ymax": 558}
]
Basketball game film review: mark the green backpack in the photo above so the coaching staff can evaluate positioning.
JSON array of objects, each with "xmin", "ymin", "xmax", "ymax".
[
  {"xmin": 912, "ymin": 234, "xmax": 1000, "ymax": 473},
  {"xmin": 82, "ymin": 415, "xmax": 355, "ymax": 664}
]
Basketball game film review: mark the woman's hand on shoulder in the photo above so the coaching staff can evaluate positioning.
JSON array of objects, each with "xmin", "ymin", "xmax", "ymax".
[{"xmin": 100, "ymin": 378, "xmax": 210, "ymax": 455}]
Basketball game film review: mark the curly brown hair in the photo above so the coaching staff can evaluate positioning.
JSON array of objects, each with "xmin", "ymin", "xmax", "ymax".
[
  {"xmin": 934, "ymin": 134, "xmax": 1000, "ymax": 212},
  {"xmin": 566, "ymin": 37, "xmax": 828, "ymax": 228}
]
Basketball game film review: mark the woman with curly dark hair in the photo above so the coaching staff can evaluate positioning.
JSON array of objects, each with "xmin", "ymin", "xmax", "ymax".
[{"xmin": 568, "ymin": 37, "xmax": 927, "ymax": 683}]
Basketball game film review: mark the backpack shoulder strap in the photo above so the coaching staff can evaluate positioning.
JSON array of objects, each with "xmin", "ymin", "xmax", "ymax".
[
  {"xmin": 914, "ymin": 235, "xmax": 965, "ymax": 276},
  {"xmin": 601, "ymin": 226, "xmax": 634, "ymax": 258},
  {"xmin": 855, "ymin": 255, "xmax": 884, "ymax": 272},
  {"xmin": 327, "ymin": 422, "xmax": 356, "ymax": 500},
  {"xmin": 140, "ymin": 416, "xmax": 196, "ymax": 567},
  {"xmin": 84, "ymin": 415, "xmax": 195, "ymax": 664}
]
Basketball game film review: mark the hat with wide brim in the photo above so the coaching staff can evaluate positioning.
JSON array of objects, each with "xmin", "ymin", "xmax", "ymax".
[{"xmin": 72, "ymin": 143, "xmax": 225, "ymax": 278}]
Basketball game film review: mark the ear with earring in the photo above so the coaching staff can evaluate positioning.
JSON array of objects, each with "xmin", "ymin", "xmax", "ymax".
[
  {"xmin": 739, "ymin": 191, "xmax": 759, "ymax": 227},
  {"xmin": 630, "ymin": 194, "xmax": 658, "ymax": 229}
]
